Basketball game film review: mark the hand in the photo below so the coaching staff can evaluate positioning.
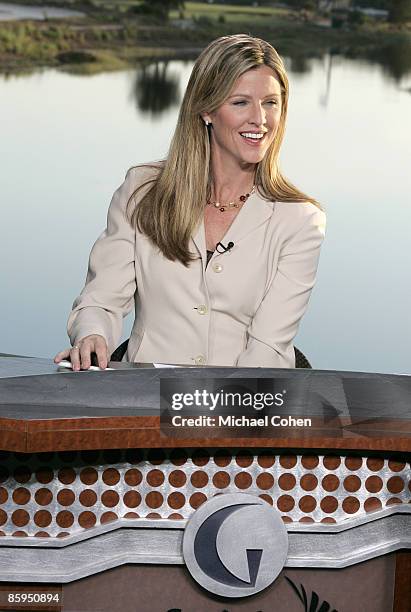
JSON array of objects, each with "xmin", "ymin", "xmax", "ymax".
[{"xmin": 54, "ymin": 335, "xmax": 109, "ymax": 371}]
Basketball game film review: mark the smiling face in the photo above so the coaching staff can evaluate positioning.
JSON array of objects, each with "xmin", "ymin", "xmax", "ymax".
[{"xmin": 203, "ymin": 65, "xmax": 283, "ymax": 169}]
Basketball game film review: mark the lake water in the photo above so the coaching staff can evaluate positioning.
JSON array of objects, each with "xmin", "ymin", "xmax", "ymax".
[
  {"xmin": 1, "ymin": 54, "xmax": 410, "ymax": 374},
  {"xmin": 0, "ymin": 2, "xmax": 84, "ymax": 20}
]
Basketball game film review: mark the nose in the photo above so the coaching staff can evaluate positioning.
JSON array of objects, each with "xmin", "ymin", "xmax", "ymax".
[{"xmin": 248, "ymin": 101, "xmax": 266, "ymax": 127}]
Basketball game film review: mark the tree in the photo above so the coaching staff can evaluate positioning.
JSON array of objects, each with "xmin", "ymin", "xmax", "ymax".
[
  {"xmin": 138, "ymin": 0, "xmax": 185, "ymax": 22},
  {"xmin": 389, "ymin": 0, "xmax": 411, "ymax": 23}
]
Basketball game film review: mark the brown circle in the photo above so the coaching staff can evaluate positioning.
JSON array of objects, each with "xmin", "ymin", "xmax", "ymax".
[
  {"xmin": 58, "ymin": 468, "xmax": 76, "ymax": 485},
  {"xmin": 35, "ymin": 532, "xmax": 50, "ymax": 538},
  {"xmin": 301, "ymin": 455, "xmax": 319, "ymax": 469},
  {"xmin": 213, "ymin": 450, "xmax": 231, "ymax": 467},
  {"xmin": 168, "ymin": 470, "xmax": 186, "ymax": 488},
  {"xmin": 35, "ymin": 467, "xmax": 54, "ymax": 484},
  {"xmin": 323, "ymin": 456, "xmax": 341, "ymax": 470},
  {"xmin": 100, "ymin": 512, "xmax": 117, "ymax": 524},
  {"xmin": 279, "ymin": 455, "xmax": 297, "ymax": 469},
  {"xmin": 386, "ymin": 497, "xmax": 402, "ymax": 506},
  {"xmin": 256, "ymin": 473, "xmax": 274, "ymax": 490},
  {"xmin": 388, "ymin": 460, "xmax": 406, "ymax": 473},
  {"xmin": 79, "ymin": 490, "xmax": 97, "ymax": 507},
  {"xmin": 366, "ymin": 457, "xmax": 384, "ymax": 471},
  {"xmin": 56, "ymin": 511, "xmax": 74, "ymax": 528},
  {"xmin": 102, "ymin": 468, "xmax": 120, "ymax": 486},
  {"xmin": 169, "ymin": 449, "xmax": 188, "ymax": 466},
  {"xmin": 345, "ymin": 456, "xmax": 363, "ymax": 471},
  {"xmin": 321, "ymin": 517, "xmax": 336, "ymax": 524},
  {"xmin": 257, "ymin": 452, "xmax": 275, "ymax": 468},
  {"xmin": 12, "ymin": 531, "xmax": 28, "ymax": 537},
  {"xmin": 0, "ymin": 487, "xmax": 8, "ymax": 504},
  {"xmin": 322, "ymin": 474, "xmax": 340, "ymax": 492},
  {"xmin": 189, "ymin": 492, "xmax": 207, "ymax": 509},
  {"xmin": 387, "ymin": 476, "xmax": 404, "ymax": 494},
  {"xmin": 57, "ymin": 532, "xmax": 70, "ymax": 538},
  {"xmin": 192, "ymin": 450, "xmax": 210, "ymax": 467},
  {"xmin": 168, "ymin": 513, "xmax": 183, "ymax": 520},
  {"xmin": 12, "ymin": 487, "xmax": 30, "ymax": 505},
  {"xmin": 146, "ymin": 469, "xmax": 165, "ymax": 487},
  {"xmin": 12, "ymin": 509, "xmax": 29, "ymax": 527},
  {"xmin": 282, "ymin": 515, "xmax": 293, "ymax": 523},
  {"xmin": 0, "ymin": 467, "xmax": 9, "ymax": 484},
  {"xmin": 35, "ymin": 488, "xmax": 53, "ymax": 506},
  {"xmin": 320, "ymin": 496, "xmax": 338, "ymax": 513},
  {"xmin": 213, "ymin": 472, "xmax": 230, "ymax": 489},
  {"xmin": 14, "ymin": 466, "xmax": 31, "ymax": 484},
  {"xmin": 0, "ymin": 509, "xmax": 7, "ymax": 526},
  {"xmin": 190, "ymin": 471, "xmax": 209, "ymax": 488},
  {"xmin": 168, "ymin": 492, "xmax": 185, "ymax": 510},
  {"xmin": 147, "ymin": 449, "xmax": 166, "ymax": 465},
  {"xmin": 365, "ymin": 476, "xmax": 383, "ymax": 493},
  {"xmin": 299, "ymin": 495, "xmax": 316, "ymax": 513},
  {"xmin": 57, "ymin": 489, "xmax": 75, "ymax": 507},
  {"xmin": 145, "ymin": 491, "xmax": 163, "ymax": 509},
  {"xmin": 343, "ymin": 475, "xmax": 361, "ymax": 493},
  {"xmin": 259, "ymin": 494, "xmax": 273, "ymax": 505},
  {"xmin": 364, "ymin": 497, "xmax": 382, "ymax": 512},
  {"xmin": 124, "ymin": 469, "xmax": 142, "ymax": 487},
  {"xmin": 0, "ymin": 531, "xmax": 4, "ymax": 536},
  {"xmin": 78, "ymin": 511, "xmax": 97, "ymax": 528},
  {"xmin": 80, "ymin": 467, "xmax": 98, "ymax": 485},
  {"xmin": 300, "ymin": 474, "xmax": 318, "ymax": 491},
  {"xmin": 234, "ymin": 472, "xmax": 252, "ymax": 489},
  {"xmin": 277, "ymin": 495, "xmax": 295, "ymax": 512},
  {"xmin": 146, "ymin": 512, "xmax": 161, "ymax": 519},
  {"xmin": 299, "ymin": 517, "xmax": 314, "ymax": 524},
  {"xmin": 124, "ymin": 512, "xmax": 139, "ymax": 519},
  {"xmin": 278, "ymin": 473, "xmax": 296, "ymax": 491},
  {"xmin": 342, "ymin": 497, "xmax": 360, "ymax": 514},
  {"xmin": 124, "ymin": 491, "xmax": 141, "ymax": 508},
  {"xmin": 34, "ymin": 510, "xmax": 52, "ymax": 528},
  {"xmin": 125, "ymin": 449, "xmax": 144, "ymax": 464},
  {"xmin": 235, "ymin": 452, "xmax": 253, "ymax": 468},
  {"xmin": 101, "ymin": 491, "xmax": 120, "ymax": 508}
]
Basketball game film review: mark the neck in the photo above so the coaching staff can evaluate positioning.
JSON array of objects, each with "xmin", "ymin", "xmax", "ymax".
[{"xmin": 210, "ymin": 152, "xmax": 256, "ymax": 203}]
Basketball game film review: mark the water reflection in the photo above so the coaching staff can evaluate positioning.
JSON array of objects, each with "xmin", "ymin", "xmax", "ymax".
[{"xmin": 132, "ymin": 61, "xmax": 180, "ymax": 116}]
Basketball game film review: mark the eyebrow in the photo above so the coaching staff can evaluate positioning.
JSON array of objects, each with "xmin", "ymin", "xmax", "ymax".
[{"xmin": 228, "ymin": 93, "xmax": 281, "ymax": 99}]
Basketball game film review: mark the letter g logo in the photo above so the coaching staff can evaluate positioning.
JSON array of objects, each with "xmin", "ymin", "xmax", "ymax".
[{"xmin": 182, "ymin": 493, "xmax": 288, "ymax": 598}]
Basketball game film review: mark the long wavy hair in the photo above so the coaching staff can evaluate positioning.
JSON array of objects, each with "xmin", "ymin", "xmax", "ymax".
[{"xmin": 128, "ymin": 34, "xmax": 319, "ymax": 266}]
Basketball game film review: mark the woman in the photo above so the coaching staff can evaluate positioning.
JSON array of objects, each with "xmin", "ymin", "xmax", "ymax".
[{"xmin": 55, "ymin": 34, "xmax": 325, "ymax": 371}]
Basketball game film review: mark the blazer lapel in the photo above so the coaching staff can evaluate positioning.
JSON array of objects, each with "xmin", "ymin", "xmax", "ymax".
[{"xmin": 222, "ymin": 190, "xmax": 274, "ymax": 246}]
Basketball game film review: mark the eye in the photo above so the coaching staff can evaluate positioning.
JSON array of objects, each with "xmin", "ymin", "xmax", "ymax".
[
  {"xmin": 265, "ymin": 99, "xmax": 279, "ymax": 106},
  {"xmin": 232, "ymin": 100, "xmax": 247, "ymax": 106}
]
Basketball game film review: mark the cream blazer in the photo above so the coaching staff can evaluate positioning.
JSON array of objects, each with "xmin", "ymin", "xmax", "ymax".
[{"xmin": 68, "ymin": 165, "xmax": 326, "ymax": 368}]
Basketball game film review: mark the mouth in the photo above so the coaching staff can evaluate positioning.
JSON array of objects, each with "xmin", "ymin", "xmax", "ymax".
[{"xmin": 239, "ymin": 132, "xmax": 267, "ymax": 146}]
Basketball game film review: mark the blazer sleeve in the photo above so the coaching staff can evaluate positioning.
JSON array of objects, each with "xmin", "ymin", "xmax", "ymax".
[
  {"xmin": 236, "ymin": 206, "xmax": 326, "ymax": 368},
  {"xmin": 67, "ymin": 168, "xmax": 140, "ymax": 354}
]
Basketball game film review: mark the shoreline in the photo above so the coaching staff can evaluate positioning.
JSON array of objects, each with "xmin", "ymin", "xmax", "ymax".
[{"xmin": 0, "ymin": 8, "xmax": 410, "ymax": 76}]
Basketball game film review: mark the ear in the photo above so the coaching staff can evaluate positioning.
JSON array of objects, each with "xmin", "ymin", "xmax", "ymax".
[{"xmin": 201, "ymin": 113, "xmax": 212, "ymax": 125}]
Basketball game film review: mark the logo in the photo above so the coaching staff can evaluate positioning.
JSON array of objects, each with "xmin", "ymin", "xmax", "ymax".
[{"xmin": 182, "ymin": 494, "xmax": 288, "ymax": 598}]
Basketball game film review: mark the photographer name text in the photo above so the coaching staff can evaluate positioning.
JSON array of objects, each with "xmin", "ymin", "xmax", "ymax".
[{"xmin": 171, "ymin": 415, "xmax": 312, "ymax": 427}]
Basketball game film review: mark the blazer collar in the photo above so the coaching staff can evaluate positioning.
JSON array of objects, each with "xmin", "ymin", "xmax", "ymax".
[{"xmin": 192, "ymin": 189, "xmax": 274, "ymax": 258}]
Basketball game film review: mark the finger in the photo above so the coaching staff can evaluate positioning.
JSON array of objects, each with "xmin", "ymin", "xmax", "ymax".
[
  {"xmin": 54, "ymin": 349, "xmax": 70, "ymax": 363},
  {"xmin": 79, "ymin": 342, "xmax": 92, "ymax": 371},
  {"xmin": 95, "ymin": 342, "xmax": 108, "ymax": 369},
  {"xmin": 70, "ymin": 346, "xmax": 82, "ymax": 372}
]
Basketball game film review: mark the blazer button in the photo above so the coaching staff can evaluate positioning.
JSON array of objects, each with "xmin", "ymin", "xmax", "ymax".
[
  {"xmin": 194, "ymin": 355, "xmax": 206, "ymax": 366},
  {"xmin": 196, "ymin": 304, "xmax": 208, "ymax": 315},
  {"xmin": 213, "ymin": 263, "xmax": 223, "ymax": 273}
]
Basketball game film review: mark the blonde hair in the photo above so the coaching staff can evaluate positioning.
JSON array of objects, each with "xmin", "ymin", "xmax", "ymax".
[{"xmin": 128, "ymin": 34, "xmax": 319, "ymax": 266}]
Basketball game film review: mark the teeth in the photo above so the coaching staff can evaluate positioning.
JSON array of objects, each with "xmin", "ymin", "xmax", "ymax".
[{"xmin": 240, "ymin": 132, "xmax": 264, "ymax": 140}]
